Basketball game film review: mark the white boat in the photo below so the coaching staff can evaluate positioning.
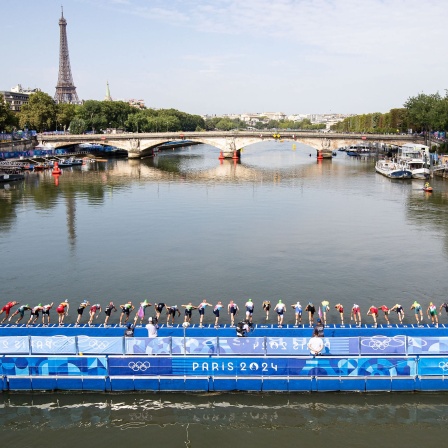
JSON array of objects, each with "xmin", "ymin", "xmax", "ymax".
[
  {"xmin": 375, "ymin": 160, "xmax": 412, "ymax": 179},
  {"xmin": 398, "ymin": 144, "xmax": 430, "ymax": 179}
]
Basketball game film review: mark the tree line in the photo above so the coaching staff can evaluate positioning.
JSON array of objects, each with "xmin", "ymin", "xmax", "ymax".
[
  {"xmin": 331, "ymin": 91, "xmax": 448, "ymax": 135},
  {"xmin": 0, "ymin": 91, "xmax": 205, "ymax": 134},
  {"xmin": 2, "ymin": 90, "xmax": 448, "ymax": 136}
]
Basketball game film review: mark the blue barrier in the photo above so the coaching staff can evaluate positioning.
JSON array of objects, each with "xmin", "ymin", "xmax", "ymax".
[{"xmin": 2, "ymin": 335, "xmax": 448, "ymax": 357}]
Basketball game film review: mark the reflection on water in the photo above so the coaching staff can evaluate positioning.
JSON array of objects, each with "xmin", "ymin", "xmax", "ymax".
[
  {"xmin": 1, "ymin": 393, "xmax": 448, "ymax": 447},
  {"xmin": 2, "ymin": 143, "xmax": 448, "ymax": 327}
]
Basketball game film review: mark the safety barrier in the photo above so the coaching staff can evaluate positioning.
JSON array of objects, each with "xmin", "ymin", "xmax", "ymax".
[
  {"xmin": 2, "ymin": 335, "xmax": 448, "ymax": 392},
  {"xmin": 2, "ymin": 335, "xmax": 448, "ymax": 356}
]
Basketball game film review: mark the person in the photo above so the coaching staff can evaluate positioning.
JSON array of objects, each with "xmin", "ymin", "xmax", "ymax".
[
  {"xmin": 213, "ymin": 301, "xmax": 223, "ymax": 328},
  {"xmin": 197, "ymin": 299, "xmax": 213, "ymax": 327},
  {"xmin": 104, "ymin": 301, "xmax": 117, "ymax": 326},
  {"xmin": 351, "ymin": 304, "xmax": 362, "ymax": 326},
  {"xmin": 76, "ymin": 299, "xmax": 90, "ymax": 325},
  {"xmin": 41, "ymin": 302, "xmax": 54, "ymax": 326},
  {"xmin": 305, "ymin": 302, "xmax": 315, "ymax": 326},
  {"xmin": 262, "ymin": 300, "xmax": 271, "ymax": 321},
  {"xmin": 291, "ymin": 301, "xmax": 302, "ymax": 325},
  {"xmin": 380, "ymin": 305, "xmax": 390, "ymax": 325},
  {"xmin": 181, "ymin": 302, "xmax": 198, "ymax": 323},
  {"xmin": 367, "ymin": 305, "xmax": 379, "ymax": 327},
  {"xmin": 440, "ymin": 302, "xmax": 448, "ymax": 317},
  {"xmin": 334, "ymin": 303, "xmax": 344, "ymax": 325},
  {"xmin": 166, "ymin": 305, "xmax": 181, "ymax": 326},
  {"xmin": 245, "ymin": 299, "xmax": 255, "ymax": 323},
  {"xmin": 9, "ymin": 304, "xmax": 32, "ymax": 324},
  {"xmin": 321, "ymin": 300, "xmax": 330, "ymax": 325},
  {"xmin": 119, "ymin": 302, "xmax": 134, "ymax": 325},
  {"xmin": 228, "ymin": 300, "xmax": 239, "ymax": 327},
  {"xmin": 146, "ymin": 316, "xmax": 158, "ymax": 338},
  {"xmin": 134, "ymin": 299, "xmax": 152, "ymax": 325},
  {"xmin": 124, "ymin": 322, "xmax": 134, "ymax": 337},
  {"xmin": 274, "ymin": 300, "xmax": 286, "ymax": 327},
  {"xmin": 314, "ymin": 318, "xmax": 325, "ymax": 337},
  {"xmin": 427, "ymin": 302, "xmax": 439, "ymax": 327},
  {"xmin": 390, "ymin": 304, "xmax": 405, "ymax": 324},
  {"xmin": 56, "ymin": 300, "xmax": 69, "ymax": 325},
  {"xmin": 307, "ymin": 328, "xmax": 324, "ymax": 356},
  {"xmin": 0, "ymin": 301, "xmax": 19, "ymax": 323},
  {"xmin": 88, "ymin": 303, "xmax": 102, "ymax": 326},
  {"xmin": 27, "ymin": 304, "xmax": 43, "ymax": 326},
  {"xmin": 154, "ymin": 302, "xmax": 166, "ymax": 321},
  {"xmin": 411, "ymin": 301, "xmax": 424, "ymax": 324},
  {"xmin": 424, "ymin": 181, "xmax": 431, "ymax": 189},
  {"xmin": 236, "ymin": 319, "xmax": 251, "ymax": 337}
]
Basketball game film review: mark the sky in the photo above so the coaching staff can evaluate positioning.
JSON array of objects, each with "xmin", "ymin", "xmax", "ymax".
[{"xmin": 1, "ymin": 0, "xmax": 447, "ymax": 116}]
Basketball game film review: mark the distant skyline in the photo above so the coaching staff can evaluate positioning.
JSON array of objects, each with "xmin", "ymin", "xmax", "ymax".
[{"xmin": 1, "ymin": 0, "xmax": 447, "ymax": 115}]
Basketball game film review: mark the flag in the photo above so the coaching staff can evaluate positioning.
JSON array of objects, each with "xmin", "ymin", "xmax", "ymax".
[
  {"xmin": 137, "ymin": 306, "xmax": 144, "ymax": 319},
  {"xmin": 318, "ymin": 306, "xmax": 322, "ymax": 319}
]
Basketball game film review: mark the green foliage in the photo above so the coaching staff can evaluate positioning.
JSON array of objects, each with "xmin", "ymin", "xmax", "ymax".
[
  {"xmin": 18, "ymin": 91, "xmax": 57, "ymax": 132},
  {"xmin": 56, "ymin": 103, "xmax": 78, "ymax": 131},
  {"xmin": 331, "ymin": 108, "xmax": 408, "ymax": 134},
  {"xmin": 0, "ymin": 93, "xmax": 18, "ymax": 132},
  {"xmin": 69, "ymin": 117, "xmax": 87, "ymax": 134}
]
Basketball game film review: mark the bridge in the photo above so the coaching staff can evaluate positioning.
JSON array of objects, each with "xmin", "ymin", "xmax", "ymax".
[{"xmin": 38, "ymin": 131, "xmax": 423, "ymax": 159}]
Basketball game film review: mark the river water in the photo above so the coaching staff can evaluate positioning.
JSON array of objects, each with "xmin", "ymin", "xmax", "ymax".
[{"xmin": 1, "ymin": 141, "xmax": 448, "ymax": 444}]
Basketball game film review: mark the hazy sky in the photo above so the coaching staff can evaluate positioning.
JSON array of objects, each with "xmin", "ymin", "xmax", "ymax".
[{"xmin": 1, "ymin": 0, "xmax": 447, "ymax": 115}]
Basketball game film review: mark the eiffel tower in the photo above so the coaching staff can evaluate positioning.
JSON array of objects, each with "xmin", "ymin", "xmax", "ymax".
[{"xmin": 54, "ymin": 7, "xmax": 80, "ymax": 104}]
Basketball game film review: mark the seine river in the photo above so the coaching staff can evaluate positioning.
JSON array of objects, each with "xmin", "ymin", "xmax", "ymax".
[{"xmin": 1, "ymin": 141, "xmax": 448, "ymax": 445}]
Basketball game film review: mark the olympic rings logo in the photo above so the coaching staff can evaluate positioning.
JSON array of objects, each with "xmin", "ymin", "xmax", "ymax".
[
  {"xmin": 128, "ymin": 361, "xmax": 151, "ymax": 371},
  {"xmin": 438, "ymin": 362, "xmax": 448, "ymax": 372},
  {"xmin": 87, "ymin": 340, "xmax": 108, "ymax": 349},
  {"xmin": 361, "ymin": 336, "xmax": 405, "ymax": 350}
]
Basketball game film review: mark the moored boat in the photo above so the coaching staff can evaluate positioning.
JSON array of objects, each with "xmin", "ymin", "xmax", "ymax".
[
  {"xmin": 375, "ymin": 160, "xmax": 412, "ymax": 179},
  {"xmin": 398, "ymin": 143, "xmax": 430, "ymax": 179}
]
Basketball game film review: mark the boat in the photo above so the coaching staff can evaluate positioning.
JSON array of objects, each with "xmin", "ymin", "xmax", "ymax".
[
  {"xmin": 375, "ymin": 160, "xmax": 412, "ymax": 178},
  {"xmin": 398, "ymin": 144, "xmax": 430, "ymax": 179},
  {"xmin": 346, "ymin": 144, "xmax": 372, "ymax": 156},
  {"xmin": 423, "ymin": 186, "xmax": 433, "ymax": 192},
  {"xmin": 0, "ymin": 173, "xmax": 25, "ymax": 182}
]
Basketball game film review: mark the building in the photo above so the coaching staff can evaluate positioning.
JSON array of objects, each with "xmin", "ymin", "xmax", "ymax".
[{"xmin": 0, "ymin": 85, "xmax": 39, "ymax": 111}]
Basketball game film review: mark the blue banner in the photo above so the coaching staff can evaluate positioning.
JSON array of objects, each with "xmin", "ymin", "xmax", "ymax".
[
  {"xmin": 171, "ymin": 337, "xmax": 218, "ymax": 355},
  {"xmin": 30, "ymin": 336, "xmax": 77, "ymax": 355},
  {"xmin": 217, "ymin": 337, "xmax": 265, "ymax": 355},
  {"xmin": 360, "ymin": 336, "xmax": 406, "ymax": 355},
  {"xmin": 108, "ymin": 356, "xmax": 172, "ymax": 376},
  {"xmin": 1, "ymin": 356, "xmax": 107, "ymax": 376},
  {"xmin": 408, "ymin": 337, "xmax": 448, "ymax": 355},
  {"xmin": 265, "ymin": 337, "xmax": 359, "ymax": 356},
  {"xmin": 77, "ymin": 336, "xmax": 123, "ymax": 355},
  {"xmin": 0, "ymin": 336, "xmax": 29, "ymax": 354},
  {"xmin": 417, "ymin": 357, "xmax": 448, "ymax": 376},
  {"xmin": 171, "ymin": 357, "xmax": 289, "ymax": 376},
  {"xmin": 125, "ymin": 337, "xmax": 171, "ymax": 355}
]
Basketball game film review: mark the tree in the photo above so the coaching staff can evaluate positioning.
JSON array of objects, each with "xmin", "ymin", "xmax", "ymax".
[
  {"xmin": 18, "ymin": 91, "xmax": 56, "ymax": 132},
  {"xmin": 404, "ymin": 92, "xmax": 442, "ymax": 132},
  {"xmin": 56, "ymin": 103, "xmax": 78, "ymax": 132},
  {"xmin": 0, "ymin": 93, "xmax": 18, "ymax": 131},
  {"xmin": 69, "ymin": 117, "xmax": 87, "ymax": 134}
]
